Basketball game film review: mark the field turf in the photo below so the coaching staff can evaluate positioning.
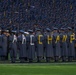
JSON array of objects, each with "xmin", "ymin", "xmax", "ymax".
[{"xmin": 0, "ymin": 63, "xmax": 76, "ymax": 75}]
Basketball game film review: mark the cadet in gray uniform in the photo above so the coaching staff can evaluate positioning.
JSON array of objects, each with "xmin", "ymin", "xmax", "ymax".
[
  {"xmin": 52, "ymin": 28, "xmax": 61, "ymax": 62},
  {"xmin": 60, "ymin": 28, "xmax": 68, "ymax": 62},
  {"xmin": 75, "ymin": 29, "xmax": 76, "ymax": 60},
  {"xmin": 0, "ymin": 29, "xmax": 2, "ymax": 60},
  {"xmin": 44, "ymin": 28, "xmax": 53, "ymax": 62},
  {"xmin": 67, "ymin": 27, "xmax": 75, "ymax": 61},
  {"xmin": 6, "ymin": 30, "xmax": 10, "ymax": 60},
  {"xmin": 2, "ymin": 30, "xmax": 8, "ymax": 60},
  {"xmin": 27, "ymin": 30, "xmax": 36, "ymax": 62},
  {"xmin": 35, "ymin": 29, "xmax": 44, "ymax": 62},
  {"xmin": 9, "ymin": 30, "xmax": 17, "ymax": 63},
  {"xmin": 18, "ymin": 30, "xmax": 27, "ymax": 63}
]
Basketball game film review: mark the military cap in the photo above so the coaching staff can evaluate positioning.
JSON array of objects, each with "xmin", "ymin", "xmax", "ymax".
[
  {"xmin": 2, "ymin": 30, "xmax": 9, "ymax": 33},
  {"xmin": 11, "ymin": 30, "xmax": 17, "ymax": 33},
  {"xmin": 36, "ymin": 28, "xmax": 41, "ymax": 31},
  {"xmin": 28, "ymin": 29, "xmax": 33, "ymax": 33},
  {"xmin": 53, "ymin": 27, "xmax": 58, "ymax": 30},
  {"xmin": 60, "ymin": 28, "xmax": 65, "ymax": 30},
  {"xmin": 19, "ymin": 30, "xmax": 24, "ymax": 34},
  {"xmin": 46, "ymin": 28, "xmax": 51, "ymax": 32},
  {"xmin": 68, "ymin": 27, "xmax": 72, "ymax": 30}
]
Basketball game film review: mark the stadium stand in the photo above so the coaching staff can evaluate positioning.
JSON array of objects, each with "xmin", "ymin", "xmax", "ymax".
[{"xmin": 0, "ymin": 0, "xmax": 76, "ymax": 30}]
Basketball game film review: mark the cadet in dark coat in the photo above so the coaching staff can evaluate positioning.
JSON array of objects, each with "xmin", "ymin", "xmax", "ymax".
[
  {"xmin": 6, "ymin": 30, "xmax": 10, "ymax": 60},
  {"xmin": 52, "ymin": 28, "xmax": 61, "ymax": 62},
  {"xmin": 67, "ymin": 27, "xmax": 75, "ymax": 61},
  {"xmin": 0, "ymin": 29, "xmax": 2, "ymax": 60},
  {"xmin": 35, "ymin": 29, "xmax": 44, "ymax": 62},
  {"xmin": 17, "ymin": 30, "xmax": 27, "ymax": 63},
  {"xmin": 27, "ymin": 30, "xmax": 36, "ymax": 62},
  {"xmin": 44, "ymin": 28, "xmax": 53, "ymax": 62},
  {"xmin": 75, "ymin": 30, "xmax": 76, "ymax": 60},
  {"xmin": 9, "ymin": 31, "xmax": 17, "ymax": 63},
  {"xmin": 60, "ymin": 28, "xmax": 68, "ymax": 62},
  {"xmin": 1, "ymin": 30, "xmax": 8, "ymax": 60}
]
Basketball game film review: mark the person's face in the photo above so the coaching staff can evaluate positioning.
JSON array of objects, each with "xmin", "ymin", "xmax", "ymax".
[
  {"xmin": 0, "ymin": 31, "xmax": 1, "ymax": 34},
  {"xmin": 60, "ymin": 30, "xmax": 64, "ymax": 32},
  {"xmin": 18, "ymin": 33, "xmax": 21, "ymax": 35},
  {"xmin": 53, "ymin": 30, "xmax": 57, "ymax": 33},
  {"xmin": 68, "ymin": 29, "xmax": 71, "ymax": 32},
  {"xmin": 3, "ymin": 32, "xmax": 7, "ymax": 35},
  {"xmin": 6, "ymin": 32, "xmax": 10, "ymax": 36}
]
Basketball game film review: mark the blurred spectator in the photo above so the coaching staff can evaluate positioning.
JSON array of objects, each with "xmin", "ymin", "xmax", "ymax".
[{"xmin": 0, "ymin": 0, "xmax": 76, "ymax": 30}]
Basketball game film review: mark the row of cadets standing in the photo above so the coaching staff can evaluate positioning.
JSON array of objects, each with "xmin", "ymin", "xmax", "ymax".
[
  {"xmin": 9, "ymin": 27, "xmax": 75, "ymax": 63},
  {"xmin": 0, "ymin": 27, "xmax": 75, "ymax": 63},
  {"xmin": 18, "ymin": 30, "xmax": 36, "ymax": 63}
]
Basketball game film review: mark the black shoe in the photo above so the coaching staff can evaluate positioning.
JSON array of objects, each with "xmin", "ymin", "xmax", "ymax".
[
  {"xmin": 20, "ymin": 59, "xmax": 25, "ymax": 63},
  {"xmin": 29, "ymin": 59, "xmax": 33, "ymax": 63},
  {"xmin": 11, "ymin": 61, "xmax": 15, "ymax": 63},
  {"xmin": 37, "ymin": 58, "xmax": 41, "ymax": 62}
]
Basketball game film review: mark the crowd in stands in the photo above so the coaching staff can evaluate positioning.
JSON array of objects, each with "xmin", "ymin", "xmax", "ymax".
[{"xmin": 0, "ymin": 0, "xmax": 76, "ymax": 31}]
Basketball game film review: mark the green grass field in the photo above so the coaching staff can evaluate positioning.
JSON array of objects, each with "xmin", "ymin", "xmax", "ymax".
[{"xmin": 0, "ymin": 63, "xmax": 76, "ymax": 75}]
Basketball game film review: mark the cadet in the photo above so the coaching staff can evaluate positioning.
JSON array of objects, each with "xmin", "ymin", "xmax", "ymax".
[
  {"xmin": 9, "ymin": 30, "xmax": 17, "ymax": 63},
  {"xmin": 44, "ymin": 28, "xmax": 53, "ymax": 62},
  {"xmin": 18, "ymin": 30, "xmax": 27, "ymax": 63},
  {"xmin": 52, "ymin": 28, "xmax": 61, "ymax": 62},
  {"xmin": 60, "ymin": 28, "xmax": 68, "ymax": 62},
  {"xmin": 27, "ymin": 30, "xmax": 36, "ymax": 62},
  {"xmin": 6, "ymin": 30, "xmax": 10, "ymax": 60},
  {"xmin": 1, "ymin": 30, "xmax": 8, "ymax": 60},
  {"xmin": 0, "ymin": 29, "xmax": 2, "ymax": 60},
  {"xmin": 67, "ymin": 27, "xmax": 75, "ymax": 61},
  {"xmin": 75, "ymin": 29, "xmax": 76, "ymax": 60},
  {"xmin": 35, "ymin": 28, "xmax": 44, "ymax": 62}
]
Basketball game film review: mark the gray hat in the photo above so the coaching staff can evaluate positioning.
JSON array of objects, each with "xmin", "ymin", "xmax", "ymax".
[
  {"xmin": 2, "ymin": 30, "xmax": 9, "ymax": 33},
  {"xmin": 53, "ymin": 27, "xmax": 58, "ymax": 30},
  {"xmin": 28, "ymin": 30, "xmax": 33, "ymax": 33},
  {"xmin": 19, "ymin": 30, "xmax": 24, "ymax": 34},
  {"xmin": 36, "ymin": 28, "xmax": 41, "ymax": 31},
  {"xmin": 68, "ymin": 27, "xmax": 72, "ymax": 30},
  {"xmin": 46, "ymin": 28, "xmax": 51, "ymax": 32},
  {"xmin": 11, "ymin": 30, "xmax": 17, "ymax": 33},
  {"xmin": 60, "ymin": 28, "xmax": 65, "ymax": 30}
]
